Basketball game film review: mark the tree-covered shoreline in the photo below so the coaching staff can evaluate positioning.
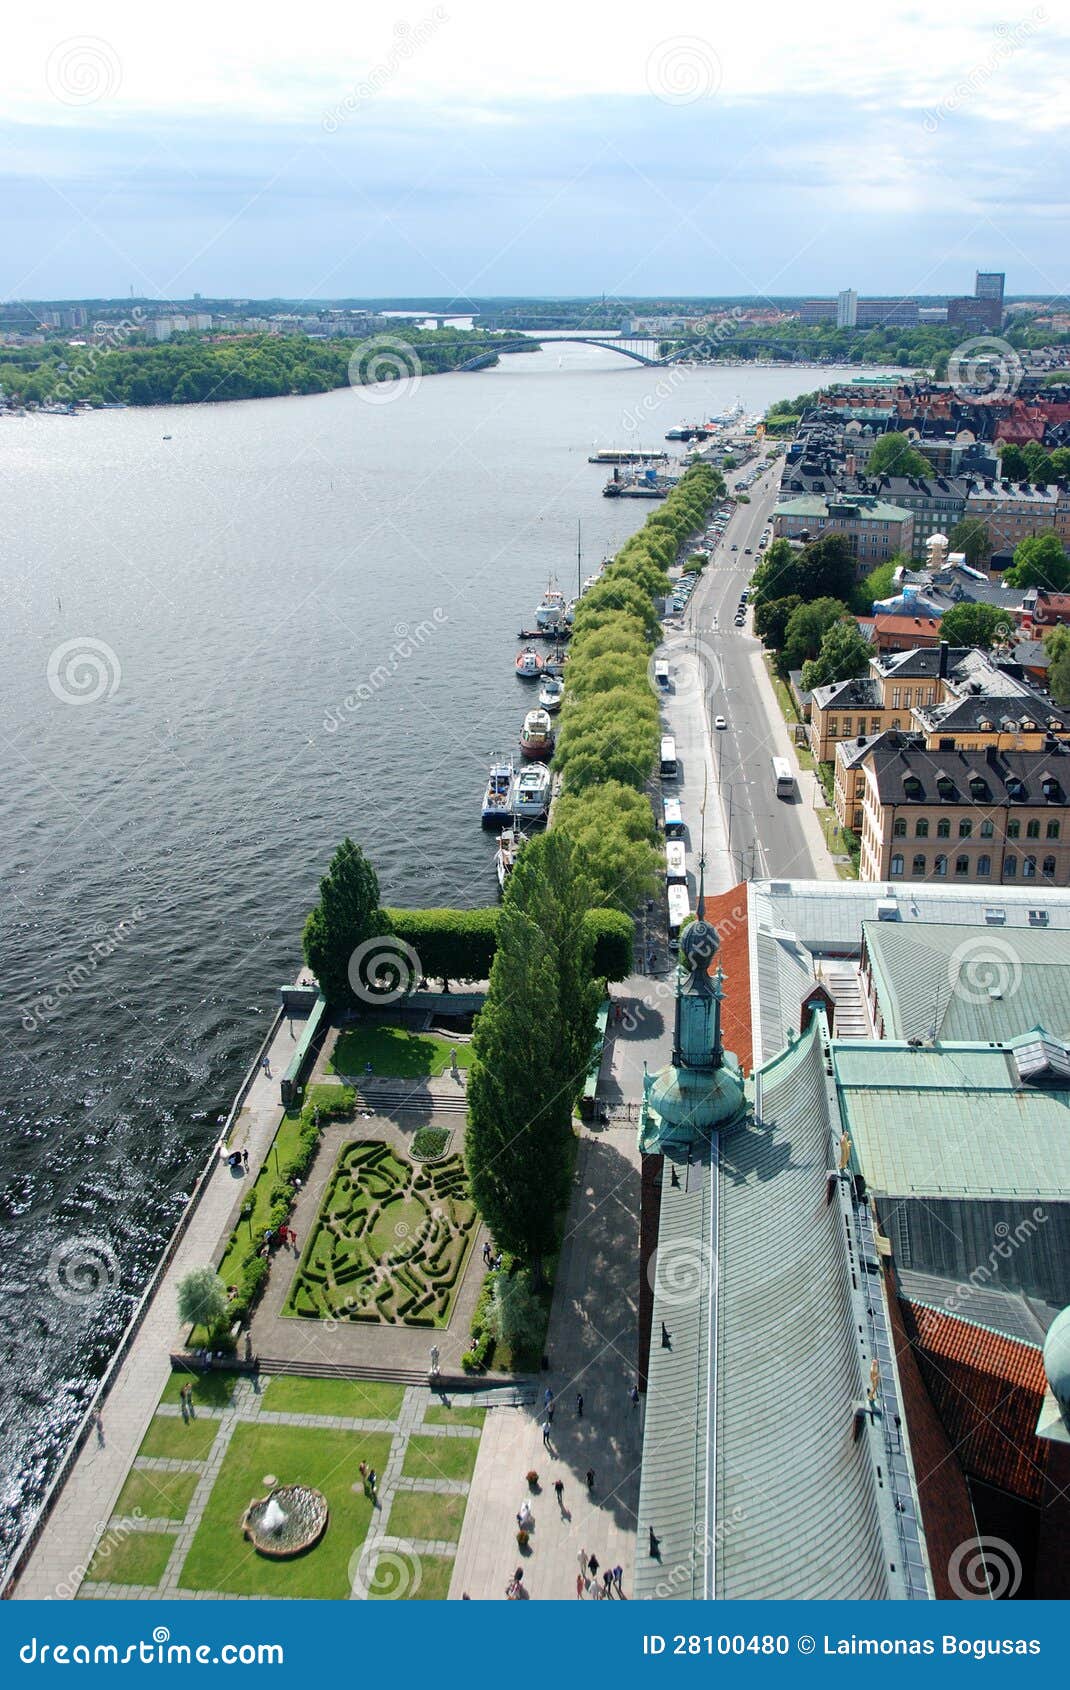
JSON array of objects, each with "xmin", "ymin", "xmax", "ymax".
[{"xmin": 0, "ymin": 328, "xmax": 530, "ymax": 409}]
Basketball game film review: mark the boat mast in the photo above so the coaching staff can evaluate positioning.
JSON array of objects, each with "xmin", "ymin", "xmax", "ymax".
[{"xmin": 577, "ymin": 519, "xmax": 582, "ymax": 598}]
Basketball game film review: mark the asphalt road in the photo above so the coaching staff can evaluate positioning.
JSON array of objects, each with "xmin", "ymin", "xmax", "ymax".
[{"xmin": 659, "ymin": 446, "xmax": 827, "ymax": 895}]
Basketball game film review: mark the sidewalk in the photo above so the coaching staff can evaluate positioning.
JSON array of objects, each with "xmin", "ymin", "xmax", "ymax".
[
  {"xmin": 11, "ymin": 1008, "xmax": 309, "ymax": 1600},
  {"xmin": 745, "ymin": 644, "xmax": 840, "ymax": 882}
]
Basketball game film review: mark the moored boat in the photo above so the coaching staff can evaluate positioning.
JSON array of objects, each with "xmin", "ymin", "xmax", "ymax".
[
  {"xmin": 534, "ymin": 576, "xmax": 567, "ymax": 631},
  {"xmin": 515, "ymin": 646, "xmax": 545, "ymax": 679},
  {"xmin": 520, "ymin": 707, "xmax": 555, "ymax": 760},
  {"xmin": 495, "ymin": 823, "xmax": 526, "ymax": 892},
  {"xmin": 510, "ymin": 762, "xmax": 552, "ymax": 819},
  {"xmin": 538, "ymin": 675, "xmax": 564, "ymax": 712},
  {"xmin": 481, "ymin": 756, "xmax": 515, "ymax": 828}
]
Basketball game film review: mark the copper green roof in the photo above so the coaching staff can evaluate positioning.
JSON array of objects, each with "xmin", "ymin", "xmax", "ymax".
[{"xmin": 863, "ymin": 919, "xmax": 1070, "ymax": 1044}]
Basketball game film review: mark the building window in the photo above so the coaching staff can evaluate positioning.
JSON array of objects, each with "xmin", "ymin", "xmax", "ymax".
[
  {"xmin": 937, "ymin": 818, "xmax": 951, "ymax": 838},
  {"xmin": 1008, "ymin": 819, "xmax": 1020, "ymax": 838},
  {"xmin": 854, "ymin": 809, "xmax": 863, "ymax": 829},
  {"xmin": 978, "ymin": 854, "xmax": 991, "ymax": 875},
  {"xmin": 890, "ymin": 854, "xmax": 904, "ymax": 876},
  {"xmin": 915, "ymin": 818, "xmax": 929, "ymax": 838},
  {"xmin": 892, "ymin": 689, "xmax": 901, "ymax": 709},
  {"xmin": 1027, "ymin": 819, "xmax": 1040, "ymax": 839},
  {"xmin": 1024, "ymin": 855, "xmax": 1037, "ymax": 878},
  {"xmin": 827, "ymin": 718, "xmax": 838, "ymax": 737},
  {"xmin": 904, "ymin": 688, "xmax": 912, "ymax": 709},
  {"xmin": 981, "ymin": 820, "xmax": 994, "ymax": 838},
  {"xmin": 912, "ymin": 853, "xmax": 926, "ymax": 875},
  {"xmin": 934, "ymin": 854, "xmax": 948, "ymax": 876},
  {"xmin": 955, "ymin": 854, "xmax": 970, "ymax": 875},
  {"xmin": 1047, "ymin": 820, "xmax": 1060, "ymax": 839},
  {"xmin": 1006, "ymin": 854, "xmax": 1017, "ymax": 877},
  {"xmin": 871, "ymin": 718, "xmax": 881, "ymax": 733},
  {"xmin": 959, "ymin": 819, "xmax": 972, "ymax": 838},
  {"xmin": 1043, "ymin": 855, "xmax": 1057, "ymax": 878},
  {"xmin": 893, "ymin": 818, "xmax": 907, "ymax": 838}
]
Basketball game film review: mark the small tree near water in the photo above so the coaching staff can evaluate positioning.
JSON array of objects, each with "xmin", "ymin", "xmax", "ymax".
[{"xmin": 177, "ymin": 1266, "xmax": 228, "ymax": 1333}]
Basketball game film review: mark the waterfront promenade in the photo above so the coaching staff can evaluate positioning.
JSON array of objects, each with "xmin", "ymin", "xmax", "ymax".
[{"xmin": 10, "ymin": 1008, "xmax": 311, "ymax": 1600}]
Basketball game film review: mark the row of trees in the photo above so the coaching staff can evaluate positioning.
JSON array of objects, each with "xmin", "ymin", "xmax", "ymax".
[
  {"xmin": 0, "ymin": 329, "xmax": 515, "ymax": 408},
  {"xmin": 750, "ymin": 532, "xmax": 873, "ymax": 691},
  {"xmin": 553, "ymin": 461, "xmax": 724, "ymax": 912}
]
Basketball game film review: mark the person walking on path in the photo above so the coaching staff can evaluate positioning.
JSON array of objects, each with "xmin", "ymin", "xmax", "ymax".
[
  {"xmin": 585, "ymin": 1467, "xmax": 595, "ymax": 1492},
  {"xmin": 613, "ymin": 1564, "xmax": 624, "ymax": 1595},
  {"xmin": 553, "ymin": 1479, "xmax": 564, "ymax": 1509},
  {"xmin": 541, "ymin": 1418, "xmax": 552, "ymax": 1448},
  {"xmin": 575, "ymin": 1392, "xmax": 583, "ymax": 1418},
  {"xmin": 630, "ymin": 1383, "xmax": 640, "ymax": 1408},
  {"xmin": 588, "ymin": 1553, "xmax": 599, "ymax": 1581},
  {"xmin": 546, "ymin": 1402, "xmax": 554, "ymax": 1425},
  {"xmin": 482, "ymin": 1241, "xmax": 492, "ymax": 1266},
  {"xmin": 241, "ymin": 1148, "xmax": 249, "ymax": 1171},
  {"xmin": 576, "ymin": 1572, "xmax": 585, "ymax": 1599},
  {"xmin": 179, "ymin": 1382, "xmax": 193, "ymax": 1421},
  {"xmin": 603, "ymin": 1568, "xmax": 614, "ymax": 1597},
  {"xmin": 578, "ymin": 1548, "xmax": 589, "ymax": 1580},
  {"xmin": 544, "ymin": 1386, "xmax": 554, "ymax": 1409},
  {"xmin": 261, "ymin": 1056, "xmax": 272, "ymax": 1078}
]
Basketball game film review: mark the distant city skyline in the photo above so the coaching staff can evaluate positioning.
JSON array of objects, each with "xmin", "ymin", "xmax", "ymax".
[{"xmin": 3, "ymin": 0, "xmax": 1068, "ymax": 301}]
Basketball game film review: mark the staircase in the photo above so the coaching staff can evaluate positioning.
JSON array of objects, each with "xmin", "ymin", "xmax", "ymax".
[
  {"xmin": 345, "ymin": 1085, "xmax": 468, "ymax": 1116},
  {"xmin": 820, "ymin": 965, "xmax": 872, "ymax": 1039}
]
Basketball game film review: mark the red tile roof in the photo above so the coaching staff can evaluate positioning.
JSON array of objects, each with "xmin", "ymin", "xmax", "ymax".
[
  {"xmin": 702, "ymin": 883, "xmax": 752, "ymax": 1074},
  {"xmin": 901, "ymin": 1301, "xmax": 1048, "ymax": 1503}
]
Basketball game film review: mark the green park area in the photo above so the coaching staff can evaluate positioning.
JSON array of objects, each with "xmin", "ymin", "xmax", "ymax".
[
  {"xmin": 282, "ymin": 1140, "xmax": 476, "ymax": 1326},
  {"xmin": 329, "ymin": 1025, "xmax": 472, "ymax": 1079}
]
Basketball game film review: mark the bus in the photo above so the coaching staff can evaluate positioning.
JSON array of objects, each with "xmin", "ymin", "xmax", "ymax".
[
  {"xmin": 664, "ymin": 841, "xmax": 687, "ymax": 883},
  {"xmin": 772, "ymin": 755, "xmax": 795, "ymax": 799},
  {"xmin": 660, "ymin": 735, "xmax": 678, "ymax": 779},
  {"xmin": 662, "ymin": 797, "xmax": 684, "ymax": 837},
  {"xmin": 667, "ymin": 883, "xmax": 691, "ymax": 939},
  {"xmin": 653, "ymin": 658, "xmax": 670, "ymax": 690}
]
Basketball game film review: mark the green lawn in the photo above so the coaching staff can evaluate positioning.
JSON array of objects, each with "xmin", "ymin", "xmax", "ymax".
[
  {"xmin": 262, "ymin": 1375, "xmax": 405, "ymax": 1421},
  {"xmin": 424, "ymin": 1402, "xmax": 486, "ymax": 1430},
  {"xmin": 114, "ymin": 1468, "xmax": 200, "ymax": 1522},
  {"xmin": 401, "ymin": 1434, "xmax": 479, "ymax": 1484},
  {"xmin": 330, "ymin": 1026, "xmax": 472, "ymax": 1080},
  {"xmin": 368, "ymin": 1550, "xmax": 454, "ymax": 1601},
  {"xmin": 386, "ymin": 1489, "xmax": 468, "ymax": 1543},
  {"xmin": 160, "ymin": 1371, "xmax": 237, "ymax": 1409},
  {"xmin": 178, "ymin": 1424, "xmax": 392, "ymax": 1598},
  {"xmin": 84, "ymin": 1529, "xmax": 176, "ymax": 1587},
  {"xmin": 216, "ymin": 1106, "xmax": 318, "ymax": 1288},
  {"xmin": 138, "ymin": 1414, "xmax": 220, "ymax": 1463}
]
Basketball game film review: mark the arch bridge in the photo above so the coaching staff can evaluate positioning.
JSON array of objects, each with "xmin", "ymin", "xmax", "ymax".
[{"xmin": 458, "ymin": 335, "xmax": 694, "ymax": 371}]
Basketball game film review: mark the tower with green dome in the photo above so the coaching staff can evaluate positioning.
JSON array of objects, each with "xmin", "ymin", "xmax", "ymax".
[{"xmin": 638, "ymin": 883, "xmax": 747, "ymax": 1154}]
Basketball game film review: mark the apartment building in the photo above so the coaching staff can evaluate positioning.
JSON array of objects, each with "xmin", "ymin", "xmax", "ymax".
[
  {"xmin": 772, "ymin": 493, "xmax": 914, "ymax": 568},
  {"xmin": 965, "ymin": 481, "xmax": 1070, "ymax": 563},
  {"xmin": 857, "ymin": 739, "xmax": 1070, "ymax": 886}
]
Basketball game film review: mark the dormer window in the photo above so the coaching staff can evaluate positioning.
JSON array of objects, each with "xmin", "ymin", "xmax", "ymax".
[
  {"xmin": 903, "ymin": 775, "xmax": 923, "ymax": 799},
  {"xmin": 1008, "ymin": 777, "xmax": 1026, "ymax": 802},
  {"xmin": 969, "ymin": 776, "xmax": 989, "ymax": 800}
]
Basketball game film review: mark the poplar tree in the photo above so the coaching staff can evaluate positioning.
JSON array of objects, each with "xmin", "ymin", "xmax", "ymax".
[{"xmin": 302, "ymin": 837, "xmax": 386, "ymax": 1007}]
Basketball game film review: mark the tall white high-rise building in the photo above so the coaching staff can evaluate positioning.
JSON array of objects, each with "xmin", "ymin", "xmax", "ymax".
[{"xmin": 836, "ymin": 288, "xmax": 858, "ymax": 328}]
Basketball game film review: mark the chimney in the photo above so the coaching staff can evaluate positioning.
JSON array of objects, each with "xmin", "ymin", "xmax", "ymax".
[{"xmin": 938, "ymin": 639, "xmax": 950, "ymax": 679}]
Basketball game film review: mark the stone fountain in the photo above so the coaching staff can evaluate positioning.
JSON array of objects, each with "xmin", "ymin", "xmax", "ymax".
[{"xmin": 241, "ymin": 1485, "xmax": 329, "ymax": 1559}]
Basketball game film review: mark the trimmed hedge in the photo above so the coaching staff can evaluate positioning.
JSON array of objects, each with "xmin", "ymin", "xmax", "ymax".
[{"xmin": 382, "ymin": 904, "xmax": 632, "ymax": 983}]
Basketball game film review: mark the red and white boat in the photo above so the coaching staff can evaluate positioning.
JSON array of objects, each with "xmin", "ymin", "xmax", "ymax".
[
  {"xmin": 515, "ymin": 646, "xmax": 545, "ymax": 679},
  {"xmin": 520, "ymin": 708, "xmax": 555, "ymax": 760}
]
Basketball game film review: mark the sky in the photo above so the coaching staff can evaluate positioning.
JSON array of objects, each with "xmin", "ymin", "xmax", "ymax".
[{"xmin": 3, "ymin": 0, "xmax": 1069, "ymax": 302}]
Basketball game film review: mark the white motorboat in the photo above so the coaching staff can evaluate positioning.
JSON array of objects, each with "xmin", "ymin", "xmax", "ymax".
[
  {"xmin": 481, "ymin": 756, "xmax": 515, "ymax": 828},
  {"xmin": 520, "ymin": 707, "xmax": 555, "ymax": 760},
  {"xmin": 510, "ymin": 763, "xmax": 551, "ymax": 819},
  {"xmin": 538, "ymin": 675, "xmax": 564, "ymax": 712}
]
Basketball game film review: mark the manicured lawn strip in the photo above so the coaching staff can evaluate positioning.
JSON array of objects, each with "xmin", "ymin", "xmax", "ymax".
[
  {"xmin": 160, "ymin": 1370, "xmax": 237, "ymax": 1408},
  {"xmin": 178, "ymin": 1425, "xmax": 392, "ymax": 1598},
  {"xmin": 401, "ymin": 1434, "xmax": 479, "ymax": 1484},
  {"xmin": 424, "ymin": 1403, "xmax": 486, "ymax": 1429},
  {"xmin": 368, "ymin": 1551, "xmax": 454, "ymax": 1600},
  {"xmin": 114, "ymin": 1468, "xmax": 200, "ymax": 1522},
  {"xmin": 263, "ymin": 1375, "xmax": 404, "ymax": 1421},
  {"xmin": 138, "ymin": 1414, "xmax": 219, "ymax": 1463},
  {"xmin": 386, "ymin": 1489, "xmax": 468, "ymax": 1543},
  {"xmin": 216, "ymin": 1106, "xmax": 311, "ymax": 1287},
  {"xmin": 84, "ymin": 1530, "xmax": 175, "ymax": 1587},
  {"xmin": 330, "ymin": 1026, "xmax": 472, "ymax": 1079}
]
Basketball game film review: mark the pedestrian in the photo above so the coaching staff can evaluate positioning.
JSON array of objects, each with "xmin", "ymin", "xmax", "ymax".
[
  {"xmin": 289, "ymin": 1228, "xmax": 298, "ymax": 1251},
  {"xmin": 242, "ymin": 1148, "xmax": 249, "ymax": 1170},
  {"xmin": 613, "ymin": 1564, "xmax": 624, "ymax": 1593},
  {"xmin": 546, "ymin": 1403, "xmax": 554, "ymax": 1425},
  {"xmin": 262, "ymin": 1056, "xmax": 272, "ymax": 1078},
  {"xmin": 359, "ymin": 1460, "xmax": 367, "ymax": 1481},
  {"xmin": 586, "ymin": 1467, "xmax": 595, "ymax": 1491},
  {"xmin": 494, "ymin": 1251, "xmax": 503, "ymax": 1270},
  {"xmin": 603, "ymin": 1568, "xmax": 613, "ymax": 1596},
  {"xmin": 544, "ymin": 1386, "xmax": 553, "ymax": 1407},
  {"xmin": 630, "ymin": 1383, "xmax": 640, "ymax": 1408},
  {"xmin": 578, "ymin": 1548, "xmax": 589, "ymax": 1579},
  {"xmin": 542, "ymin": 1418, "xmax": 551, "ymax": 1447},
  {"xmin": 482, "ymin": 1241, "xmax": 492, "ymax": 1266},
  {"xmin": 553, "ymin": 1479, "xmax": 564, "ymax": 1507},
  {"xmin": 576, "ymin": 1572, "xmax": 585, "ymax": 1599},
  {"xmin": 367, "ymin": 1467, "xmax": 377, "ymax": 1496},
  {"xmin": 588, "ymin": 1552, "xmax": 599, "ymax": 1580},
  {"xmin": 576, "ymin": 1391, "xmax": 584, "ymax": 1417}
]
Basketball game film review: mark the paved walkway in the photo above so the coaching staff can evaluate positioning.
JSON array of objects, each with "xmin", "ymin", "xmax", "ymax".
[
  {"xmin": 449, "ymin": 1121, "xmax": 644, "ymax": 1600},
  {"xmin": 11, "ymin": 1009, "xmax": 308, "ymax": 1601}
]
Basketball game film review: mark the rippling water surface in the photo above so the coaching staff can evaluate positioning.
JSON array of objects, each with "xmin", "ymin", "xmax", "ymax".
[{"xmin": 0, "ymin": 350, "xmax": 864, "ymax": 1564}]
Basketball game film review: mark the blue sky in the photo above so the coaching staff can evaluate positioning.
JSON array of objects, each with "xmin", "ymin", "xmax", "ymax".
[{"xmin": 3, "ymin": 0, "xmax": 1068, "ymax": 301}]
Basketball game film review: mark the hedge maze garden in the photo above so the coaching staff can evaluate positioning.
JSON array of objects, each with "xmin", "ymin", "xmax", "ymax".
[{"xmin": 283, "ymin": 1141, "xmax": 476, "ymax": 1327}]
